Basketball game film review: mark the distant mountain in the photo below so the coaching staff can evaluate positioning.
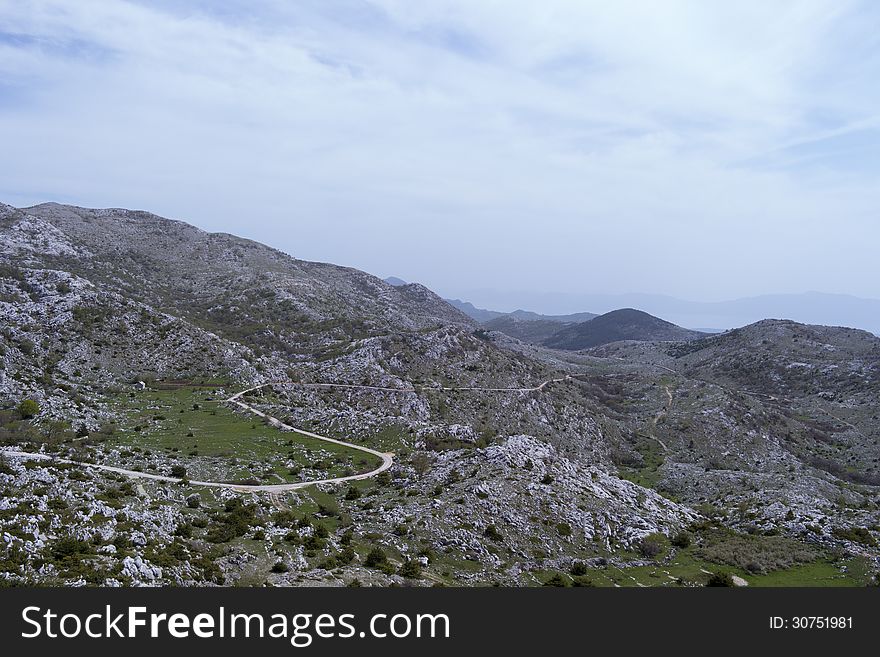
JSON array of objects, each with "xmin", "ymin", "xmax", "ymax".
[
  {"xmin": 446, "ymin": 298, "xmax": 596, "ymax": 326},
  {"xmin": 445, "ymin": 298, "xmax": 506, "ymax": 323},
  {"xmin": 483, "ymin": 315, "xmax": 574, "ymax": 344},
  {"xmin": 543, "ymin": 308, "xmax": 707, "ymax": 350},
  {"xmin": 454, "ymin": 290, "xmax": 880, "ymax": 335},
  {"xmin": 506, "ymin": 308, "xmax": 597, "ymax": 323},
  {"xmin": 383, "ymin": 276, "xmax": 408, "ymax": 287}
]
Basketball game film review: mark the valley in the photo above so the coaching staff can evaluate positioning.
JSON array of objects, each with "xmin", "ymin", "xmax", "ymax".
[{"xmin": 1, "ymin": 202, "xmax": 878, "ymax": 587}]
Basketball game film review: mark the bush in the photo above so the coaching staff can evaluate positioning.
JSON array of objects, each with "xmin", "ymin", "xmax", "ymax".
[
  {"xmin": 543, "ymin": 572, "xmax": 569, "ymax": 587},
  {"xmin": 638, "ymin": 533, "xmax": 667, "ymax": 559},
  {"xmin": 706, "ymin": 572, "xmax": 736, "ymax": 587},
  {"xmin": 206, "ymin": 498, "xmax": 258, "ymax": 543},
  {"xmin": 483, "ymin": 524, "xmax": 503, "ymax": 542},
  {"xmin": 364, "ymin": 547, "xmax": 388, "ymax": 568},
  {"xmin": 17, "ymin": 399, "xmax": 40, "ymax": 420},
  {"xmin": 694, "ymin": 530, "xmax": 818, "ymax": 574},
  {"xmin": 831, "ymin": 526, "xmax": 877, "ymax": 547},
  {"xmin": 398, "ymin": 560, "xmax": 423, "ymax": 579},
  {"xmin": 570, "ymin": 561, "xmax": 588, "ymax": 576},
  {"xmin": 671, "ymin": 531, "xmax": 692, "ymax": 548},
  {"xmin": 170, "ymin": 465, "xmax": 187, "ymax": 479},
  {"xmin": 186, "ymin": 494, "xmax": 201, "ymax": 509},
  {"xmin": 337, "ymin": 546, "xmax": 356, "ymax": 565},
  {"xmin": 271, "ymin": 561, "xmax": 289, "ymax": 573},
  {"xmin": 50, "ymin": 537, "xmax": 92, "ymax": 561}
]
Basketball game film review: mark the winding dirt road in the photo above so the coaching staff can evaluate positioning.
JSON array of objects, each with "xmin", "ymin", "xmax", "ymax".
[{"xmin": 1, "ymin": 376, "xmax": 570, "ymax": 493}]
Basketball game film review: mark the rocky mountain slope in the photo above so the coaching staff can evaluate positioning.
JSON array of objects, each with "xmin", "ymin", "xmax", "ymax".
[
  {"xmin": 544, "ymin": 308, "xmax": 706, "ymax": 350},
  {"xmin": 0, "ymin": 202, "xmax": 877, "ymax": 587}
]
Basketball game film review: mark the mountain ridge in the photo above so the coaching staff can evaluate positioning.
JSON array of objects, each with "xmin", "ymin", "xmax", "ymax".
[{"xmin": 543, "ymin": 308, "xmax": 707, "ymax": 350}]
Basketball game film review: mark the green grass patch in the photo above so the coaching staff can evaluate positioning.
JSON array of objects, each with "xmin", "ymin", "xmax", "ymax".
[{"xmin": 106, "ymin": 388, "xmax": 381, "ymax": 484}]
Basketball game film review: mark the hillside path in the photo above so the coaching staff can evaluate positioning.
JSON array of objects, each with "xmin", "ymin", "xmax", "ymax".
[{"xmin": 2, "ymin": 376, "xmax": 572, "ymax": 492}]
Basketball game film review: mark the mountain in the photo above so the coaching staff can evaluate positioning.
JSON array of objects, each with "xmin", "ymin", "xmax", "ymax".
[
  {"xmin": 456, "ymin": 289, "xmax": 880, "ymax": 335},
  {"xmin": 506, "ymin": 309, "xmax": 597, "ymax": 323},
  {"xmin": 383, "ymin": 276, "xmax": 407, "ymax": 287},
  {"xmin": 1, "ymin": 201, "xmax": 878, "ymax": 588},
  {"xmin": 447, "ymin": 297, "xmax": 597, "ymax": 326},
  {"xmin": 543, "ymin": 308, "xmax": 707, "ymax": 350},
  {"xmin": 444, "ymin": 298, "xmax": 505, "ymax": 323},
  {"xmin": 0, "ymin": 201, "xmax": 695, "ymax": 586},
  {"xmin": 8, "ymin": 203, "xmax": 473, "ymax": 354},
  {"xmin": 590, "ymin": 318, "xmax": 880, "ymax": 488},
  {"xmin": 483, "ymin": 315, "xmax": 574, "ymax": 344}
]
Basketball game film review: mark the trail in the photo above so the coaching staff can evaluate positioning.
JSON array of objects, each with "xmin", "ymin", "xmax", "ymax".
[{"xmin": 2, "ymin": 376, "xmax": 573, "ymax": 492}]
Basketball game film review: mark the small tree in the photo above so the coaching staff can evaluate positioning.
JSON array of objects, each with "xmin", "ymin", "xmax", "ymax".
[
  {"xmin": 398, "ymin": 560, "xmax": 423, "ymax": 579},
  {"xmin": 412, "ymin": 452, "xmax": 431, "ymax": 476},
  {"xmin": 17, "ymin": 399, "xmax": 40, "ymax": 419},
  {"xmin": 170, "ymin": 465, "xmax": 187, "ymax": 479},
  {"xmin": 364, "ymin": 547, "xmax": 388, "ymax": 568}
]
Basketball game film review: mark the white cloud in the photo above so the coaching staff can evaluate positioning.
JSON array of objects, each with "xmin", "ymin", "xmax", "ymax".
[{"xmin": 0, "ymin": 0, "xmax": 878, "ymax": 304}]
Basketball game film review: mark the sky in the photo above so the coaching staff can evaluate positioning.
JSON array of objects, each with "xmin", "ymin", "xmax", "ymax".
[{"xmin": 1, "ymin": 1, "xmax": 879, "ymax": 312}]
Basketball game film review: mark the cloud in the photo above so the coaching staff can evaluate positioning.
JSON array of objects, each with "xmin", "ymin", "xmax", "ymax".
[{"xmin": 0, "ymin": 0, "xmax": 878, "ymax": 305}]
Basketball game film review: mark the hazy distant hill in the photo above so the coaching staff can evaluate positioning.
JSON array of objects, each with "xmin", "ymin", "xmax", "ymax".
[
  {"xmin": 543, "ymin": 308, "xmax": 706, "ymax": 350},
  {"xmin": 446, "ymin": 297, "xmax": 596, "ymax": 325},
  {"xmin": 444, "ymin": 298, "xmax": 505, "ymax": 323},
  {"xmin": 383, "ymin": 276, "xmax": 407, "ymax": 287},
  {"xmin": 484, "ymin": 315, "xmax": 574, "ymax": 344},
  {"xmin": 456, "ymin": 290, "xmax": 880, "ymax": 335}
]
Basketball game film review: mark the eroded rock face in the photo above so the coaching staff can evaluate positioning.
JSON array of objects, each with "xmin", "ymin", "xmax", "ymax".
[{"xmin": 121, "ymin": 555, "xmax": 162, "ymax": 583}]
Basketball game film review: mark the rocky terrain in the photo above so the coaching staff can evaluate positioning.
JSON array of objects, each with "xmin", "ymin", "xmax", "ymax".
[{"xmin": 1, "ymin": 202, "xmax": 878, "ymax": 587}]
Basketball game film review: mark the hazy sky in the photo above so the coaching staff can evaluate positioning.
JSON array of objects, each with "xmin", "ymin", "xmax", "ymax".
[{"xmin": 1, "ymin": 1, "xmax": 879, "ymax": 311}]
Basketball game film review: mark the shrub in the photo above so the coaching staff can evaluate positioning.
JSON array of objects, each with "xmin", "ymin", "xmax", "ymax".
[
  {"xmin": 694, "ymin": 530, "xmax": 818, "ymax": 574},
  {"xmin": 337, "ymin": 546, "xmax": 356, "ymax": 565},
  {"xmin": 831, "ymin": 526, "xmax": 877, "ymax": 547},
  {"xmin": 671, "ymin": 531, "xmax": 692, "ymax": 548},
  {"xmin": 483, "ymin": 524, "xmax": 503, "ymax": 542},
  {"xmin": 638, "ymin": 533, "xmax": 667, "ymax": 559},
  {"xmin": 398, "ymin": 560, "xmax": 423, "ymax": 579},
  {"xmin": 572, "ymin": 575, "xmax": 595, "ymax": 587},
  {"xmin": 570, "ymin": 561, "xmax": 588, "ymax": 576},
  {"xmin": 319, "ymin": 557, "xmax": 338, "ymax": 570},
  {"xmin": 170, "ymin": 465, "xmax": 187, "ymax": 479},
  {"xmin": 271, "ymin": 561, "xmax": 289, "ymax": 573},
  {"xmin": 303, "ymin": 535, "xmax": 325, "ymax": 551},
  {"xmin": 706, "ymin": 572, "xmax": 736, "ymax": 587},
  {"xmin": 17, "ymin": 399, "xmax": 40, "ymax": 419},
  {"xmin": 364, "ymin": 547, "xmax": 388, "ymax": 568},
  {"xmin": 543, "ymin": 572, "xmax": 569, "ymax": 587}
]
